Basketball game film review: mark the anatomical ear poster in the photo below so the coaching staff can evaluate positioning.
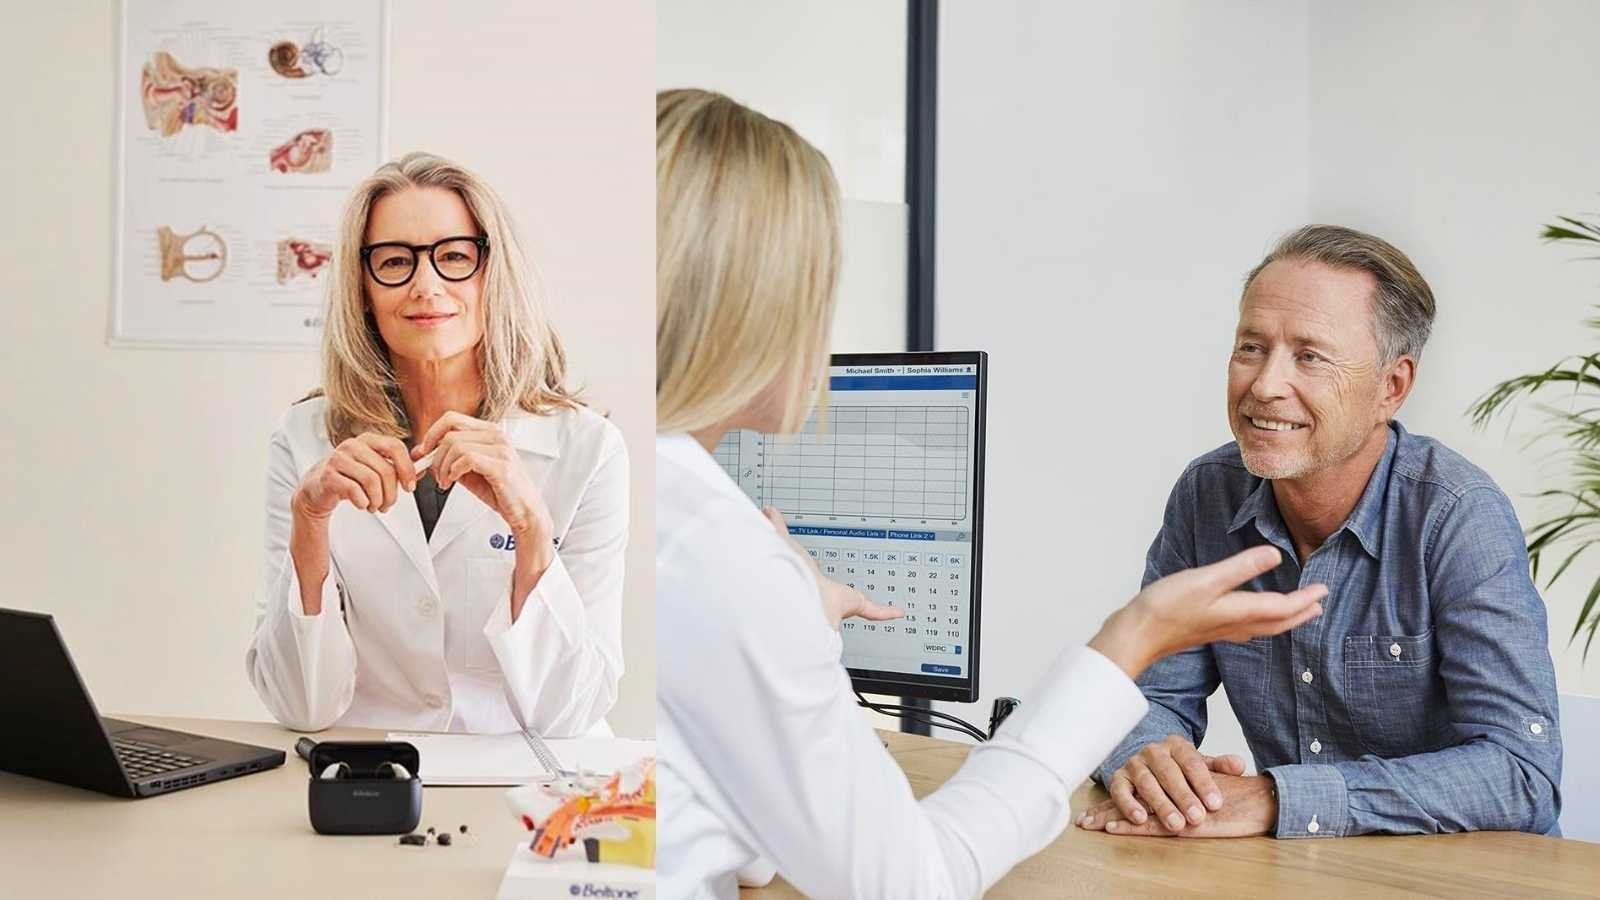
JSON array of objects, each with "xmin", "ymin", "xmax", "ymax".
[{"xmin": 113, "ymin": 0, "xmax": 387, "ymax": 348}]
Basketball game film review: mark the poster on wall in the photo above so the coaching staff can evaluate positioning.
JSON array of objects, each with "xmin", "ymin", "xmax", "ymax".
[{"xmin": 113, "ymin": 0, "xmax": 387, "ymax": 348}]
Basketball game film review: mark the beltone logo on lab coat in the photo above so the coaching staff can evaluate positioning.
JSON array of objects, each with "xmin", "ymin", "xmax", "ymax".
[{"xmin": 489, "ymin": 534, "xmax": 564, "ymax": 551}]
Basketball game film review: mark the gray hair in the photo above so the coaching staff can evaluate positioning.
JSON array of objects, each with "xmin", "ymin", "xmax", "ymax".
[{"xmin": 1243, "ymin": 225, "xmax": 1435, "ymax": 364}]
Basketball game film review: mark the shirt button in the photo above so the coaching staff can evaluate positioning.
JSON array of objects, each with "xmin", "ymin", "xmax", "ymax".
[
  {"xmin": 1310, "ymin": 739, "xmax": 1322, "ymax": 754},
  {"xmin": 1307, "ymin": 817, "xmax": 1321, "ymax": 834},
  {"xmin": 418, "ymin": 596, "xmax": 438, "ymax": 617},
  {"xmin": 1530, "ymin": 722, "xmax": 1544, "ymax": 735},
  {"xmin": 1389, "ymin": 642, "xmax": 1402, "ymax": 658},
  {"xmin": 1301, "ymin": 669, "xmax": 1314, "ymax": 684}
]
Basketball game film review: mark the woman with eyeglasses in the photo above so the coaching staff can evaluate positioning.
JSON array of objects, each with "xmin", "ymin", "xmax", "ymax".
[
  {"xmin": 655, "ymin": 90, "xmax": 1327, "ymax": 898},
  {"xmin": 247, "ymin": 153, "xmax": 628, "ymax": 736}
]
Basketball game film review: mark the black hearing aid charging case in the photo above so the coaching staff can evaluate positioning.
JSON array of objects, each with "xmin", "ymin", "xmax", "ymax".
[{"xmin": 307, "ymin": 741, "xmax": 422, "ymax": 835}]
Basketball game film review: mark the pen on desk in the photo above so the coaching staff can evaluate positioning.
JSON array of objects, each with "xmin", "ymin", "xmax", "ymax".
[{"xmin": 519, "ymin": 727, "xmax": 572, "ymax": 778}]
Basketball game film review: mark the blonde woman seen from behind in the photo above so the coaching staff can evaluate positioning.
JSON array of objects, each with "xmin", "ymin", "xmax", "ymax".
[
  {"xmin": 655, "ymin": 89, "xmax": 1328, "ymax": 899},
  {"xmin": 247, "ymin": 153, "xmax": 628, "ymax": 736}
]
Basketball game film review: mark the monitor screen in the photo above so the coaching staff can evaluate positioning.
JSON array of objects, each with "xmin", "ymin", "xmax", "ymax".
[{"xmin": 717, "ymin": 351, "xmax": 986, "ymax": 702}]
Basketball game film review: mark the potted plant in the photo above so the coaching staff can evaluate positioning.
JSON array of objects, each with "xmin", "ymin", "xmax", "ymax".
[{"xmin": 1471, "ymin": 213, "xmax": 1600, "ymax": 658}]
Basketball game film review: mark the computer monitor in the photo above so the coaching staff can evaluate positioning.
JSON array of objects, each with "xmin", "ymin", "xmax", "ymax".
[{"xmin": 717, "ymin": 350, "xmax": 986, "ymax": 702}]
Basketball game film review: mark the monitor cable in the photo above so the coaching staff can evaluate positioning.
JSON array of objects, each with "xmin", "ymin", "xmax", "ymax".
[{"xmin": 855, "ymin": 693, "xmax": 1020, "ymax": 743}]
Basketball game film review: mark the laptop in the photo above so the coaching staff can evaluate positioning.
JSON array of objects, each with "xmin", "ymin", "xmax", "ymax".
[{"xmin": 0, "ymin": 608, "xmax": 285, "ymax": 798}]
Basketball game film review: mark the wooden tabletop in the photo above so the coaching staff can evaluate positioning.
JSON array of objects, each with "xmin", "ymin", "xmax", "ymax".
[
  {"xmin": 747, "ymin": 730, "xmax": 1600, "ymax": 899},
  {"xmin": 0, "ymin": 716, "xmax": 533, "ymax": 899}
]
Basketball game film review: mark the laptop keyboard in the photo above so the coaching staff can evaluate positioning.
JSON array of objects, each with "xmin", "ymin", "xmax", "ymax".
[{"xmin": 114, "ymin": 737, "xmax": 209, "ymax": 780}]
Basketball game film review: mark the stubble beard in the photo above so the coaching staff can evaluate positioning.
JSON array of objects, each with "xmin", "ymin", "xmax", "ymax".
[{"xmin": 1236, "ymin": 414, "xmax": 1373, "ymax": 482}]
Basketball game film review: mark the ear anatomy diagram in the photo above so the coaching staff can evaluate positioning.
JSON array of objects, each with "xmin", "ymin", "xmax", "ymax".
[
  {"xmin": 270, "ymin": 129, "xmax": 334, "ymax": 174},
  {"xmin": 277, "ymin": 239, "xmax": 333, "ymax": 283},
  {"xmin": 268, "ymin": 28, "xmax": 344, "ymax": 79},
  {"xmin": 157, "ymin": 226, "xmax": 228, "ymax": 283},
  {"xmin": 140, "ymin": 52, "xmax": 239, "ymax": 137}
]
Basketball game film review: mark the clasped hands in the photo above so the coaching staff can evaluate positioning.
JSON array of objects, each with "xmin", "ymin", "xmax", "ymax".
[
  {"xmin": 296, "ymin": 411, "xmax": 553, "ymax": 546},
  {"xmin": 1077, "ymin": 734, "xmax": 1277, "ymax": 838},
  {"xmin": 293, "ymin": 411, "xmax": 554, "ymax": 619}
]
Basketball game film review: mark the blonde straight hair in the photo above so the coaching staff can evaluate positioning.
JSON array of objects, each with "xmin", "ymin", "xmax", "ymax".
[
  {"xmin": 317, "ymin": 151, "xmax": 578, "ymax": 442},
  {"xmin": 656, "ymin": 89, "xmax": 842, "ymax": 435}
]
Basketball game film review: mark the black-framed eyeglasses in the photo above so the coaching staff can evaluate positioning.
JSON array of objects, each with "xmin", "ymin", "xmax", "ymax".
[{"xmin": 359, "ymin": 235, "xmax": 489, "ymax": 287}]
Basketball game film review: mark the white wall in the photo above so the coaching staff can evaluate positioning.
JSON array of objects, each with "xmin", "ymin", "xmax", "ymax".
[
  {"xmin": 657, "ymin": 0, "xmax": 905, "ymax": 204},
  {"xmin": 0, "ymin": 0, "xmax": 656, "ymax": 737},
  {"xmin": 1307, "ymin": 0, "xmax": 1600, "ymax": 698},
  {"xmin": 657, "ymin": 0, "xmax": 909, "ymax": 354},
  {"xmin": 937, "ymin": 1, "xmax": 1312, "ymax": 762}
]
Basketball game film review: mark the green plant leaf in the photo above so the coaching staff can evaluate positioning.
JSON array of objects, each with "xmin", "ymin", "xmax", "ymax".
[
  {"xmin": 1556, "ymin": 216, "xmax": 1600, "ymax": 239},
  {"xmin": 1544, "ymin": 543, "xmax": 1593, "ymax": 589},
  {"xmin": 1572, "ymin": 577, "xmax": 1600, "ymax": 644},
  {"xmin": 1475, "ymin": 209, "xmax": 1600, "ymax": 663},
  {"xmin": 1526, "ymin": 515, "xmax": 1585, "ymax": 554},
  {"xmin": 1542, "ymin": 225, "xmax": 1600, "ymax": 243},
  {"xmin": 1469, "ymin": 360, "xmax": 1600, "ymax": 429}
]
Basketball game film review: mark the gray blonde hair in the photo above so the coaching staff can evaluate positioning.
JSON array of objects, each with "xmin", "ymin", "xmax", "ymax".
[
  {"xmin": 317, "ymin": 152, "xmax": 578, "ymax": 442},
  {"xmin": 656, "ymin": 89, "xmax": 842, "ymax": 434},
  {"xmin": 1244, "ymin": 224, "xmax": 1436, "ymax": 365}
]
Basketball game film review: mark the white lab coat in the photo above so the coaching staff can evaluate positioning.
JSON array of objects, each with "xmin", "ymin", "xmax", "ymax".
[
  {"xmin": 246, "ymin": 397, "xmax": 627, "ymax": 736},
  {"xmin": 655, "ymin": 433, "xmax": 1149, "ymax": 899}
]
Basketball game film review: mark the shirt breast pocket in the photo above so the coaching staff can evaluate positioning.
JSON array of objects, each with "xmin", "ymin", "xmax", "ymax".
[
  {"xmin": 1343, "ymin": 630, "xmax": 1444, "ymax": 757},
  {"xmin": 462, "ymin": 556, "xmax": 517, "ymax": 673}
]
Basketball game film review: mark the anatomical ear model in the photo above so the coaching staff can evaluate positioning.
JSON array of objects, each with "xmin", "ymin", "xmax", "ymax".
[
  {"xmin": 140, "ymin": 51, "xmax": 239, "ymax": 137},
  {"xmin": 157, "ymin": 226, "xmax": 228, "ymax": 283},
  {"xmin": 505, "ymin": 758, "xmax": 656, "ymax": 869},
  {"xmin": 276, "ymin": 239, "xmax": 333, "ymax": 284},
  {"xmin": 269, "ymin": 129, "xmax": 334, "ymax": 174}
]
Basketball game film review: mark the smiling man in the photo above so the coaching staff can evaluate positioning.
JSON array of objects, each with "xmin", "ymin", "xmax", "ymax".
[{"xmin": 1078, "ymin": 225, "xmax": 1563, "ymax": 840}]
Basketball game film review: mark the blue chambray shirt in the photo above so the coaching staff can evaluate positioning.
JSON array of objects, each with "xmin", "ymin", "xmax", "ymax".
[{"xmin": 1094, "ymin": 421, "xmax": 1563, "ymax": 838}]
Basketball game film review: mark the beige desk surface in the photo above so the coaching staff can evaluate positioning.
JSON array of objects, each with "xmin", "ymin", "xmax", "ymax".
[
  {"xmin": 749, "ymin": 730, "xmax": 1600, "ymax": 899},
  {"xmin": 0, "ymin": 716, "xmax": 535, "ymax": 899}
]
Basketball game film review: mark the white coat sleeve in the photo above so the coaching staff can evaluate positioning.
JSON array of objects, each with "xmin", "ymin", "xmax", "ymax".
[
  {"xmin": 243, "ymin": 427, "xmax": 358, "ymax": 732},
  {"xmin": 482, "ymin": 432, "xmax": 628, "ymax": 736},
  {"xmin": 659, "ymin": 543, "xmax": 1148, "ymax": 899}
]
